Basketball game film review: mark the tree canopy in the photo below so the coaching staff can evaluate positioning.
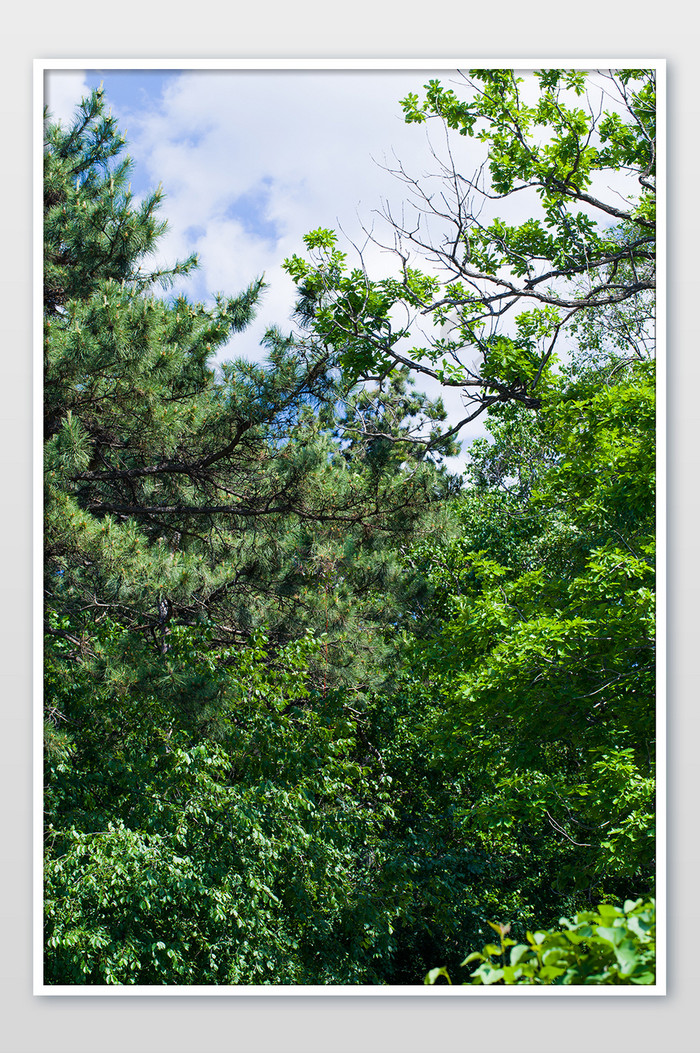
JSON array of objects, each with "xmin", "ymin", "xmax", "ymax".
[
  {"xmin": 285, "ymin": 69, "xmax": 655, "ymax": 437},
  {"xmin": 43, "ymin": 70, "xmax": 657, "ymax": 987}
]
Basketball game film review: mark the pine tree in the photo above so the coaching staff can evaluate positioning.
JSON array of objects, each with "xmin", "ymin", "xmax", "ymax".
[
  {"xmin": 44, "ymin": 90, "xmax": 452, "ymax": 670},
  {"xmin": 43, "ymin": 90, "xmax": 459, "ymax": 985}
]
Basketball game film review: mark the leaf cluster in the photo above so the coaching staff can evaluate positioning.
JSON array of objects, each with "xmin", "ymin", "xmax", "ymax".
[{"xmin": 426, "ymin": 898, "xmax": 656, "ymax": 985}]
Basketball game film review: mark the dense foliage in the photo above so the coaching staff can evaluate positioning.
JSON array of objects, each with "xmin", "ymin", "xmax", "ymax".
[
  {"xmin": 43, "ymin": 70, "xmax": 657, "ymax": 986},
  {"xmin": 426, "ymin": 899, "xmax": 656, "ymax": 985}
]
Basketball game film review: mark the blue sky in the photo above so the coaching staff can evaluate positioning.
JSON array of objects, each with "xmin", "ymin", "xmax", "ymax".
[
  {"xmin": 81, "ymin": 70, "xmax": 178, "ymax": 198},
  {"xmin": 49, "ymin": 69, "xmax": 179, "ymax": 198},
  {"xmin": 43, "ymin": 66, "xmax": 643, "ymax": 461},
  {"xmin": 45, "ymin": 67, "xmax": 446, "ymax": 327},
  {"xmin": 83, "ymin": 69, "xmax": 176, "ymax": 115},
  {"xmin": 45, "ymin": 67, "xmax": 475, "ymax": 446}
]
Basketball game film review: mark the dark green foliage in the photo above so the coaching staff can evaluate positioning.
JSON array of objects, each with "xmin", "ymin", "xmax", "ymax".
[
  {"xmin": 45, "ymin": 627, "xmax": 401, "ymax": 984},
  {"xmin": 276, "ymin": 68, "xmax": 657, "ymax": 983},
  {"xmin": 384, "ymin": 358, "xmax": 655, "ymax": 983},
  {"xmin": 331, "ymin": 299, "xmax": 655, "ymax": 982},
  {"xmin": 44, "ymin": 73, "xmax": 657, "ymax": 987},
  {"xmin": 43, "ymin": 89, "xmax": 453, "ymax": 986},
  {"xmin": 44, "ymin": 89, "xmax": 450, "ymax": 689}
]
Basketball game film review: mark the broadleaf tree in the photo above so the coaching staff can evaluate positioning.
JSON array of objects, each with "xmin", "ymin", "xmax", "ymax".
[
  {"xmin": 283, "ymin": 66, "xmax": 657, "ymax": 982},
  {"xmin": 284, "ymin": 69, "xmax": 655, "ymax": 439},
  {"xmin": 43, "ymin": 68, "xmax": 657, "ymax": 986}
]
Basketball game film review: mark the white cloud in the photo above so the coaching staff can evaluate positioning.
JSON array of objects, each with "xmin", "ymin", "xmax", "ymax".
[
  {"xmin": 44, "ymin": 67, "xmax": 645, "ymax": 467},
  {"xmin": 43, "ymin": 70, "xmax": 90, "ymax": 126},
  {"xmin": 108, "ymin": 71, "xmax": 451, "ymax": 302}
]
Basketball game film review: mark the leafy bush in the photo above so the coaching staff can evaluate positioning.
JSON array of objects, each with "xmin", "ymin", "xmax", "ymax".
[{"xmin": 426, "ymin": 898, "xmax": 655, "ymax": 985}]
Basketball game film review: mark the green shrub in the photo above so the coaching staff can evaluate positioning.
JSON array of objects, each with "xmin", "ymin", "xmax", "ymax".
[{"xmin": 426, "ymin": 898, "xmax": 655, "ymax": 985}]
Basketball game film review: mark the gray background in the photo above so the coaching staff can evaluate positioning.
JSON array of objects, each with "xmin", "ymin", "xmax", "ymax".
[{"xmin": 3, "ymin": 4, "xmax": 695, "ymax": 1051}]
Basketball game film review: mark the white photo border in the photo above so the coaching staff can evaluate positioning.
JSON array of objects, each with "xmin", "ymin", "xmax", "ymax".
[{"xmin": 33, "ymin": 56, "xmax": 667, "ymax": 998}]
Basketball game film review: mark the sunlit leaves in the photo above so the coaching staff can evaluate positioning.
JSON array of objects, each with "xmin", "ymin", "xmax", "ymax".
[{"xmin": 426, "ymin": 898, "xmax": 656, "ymax": 985}]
